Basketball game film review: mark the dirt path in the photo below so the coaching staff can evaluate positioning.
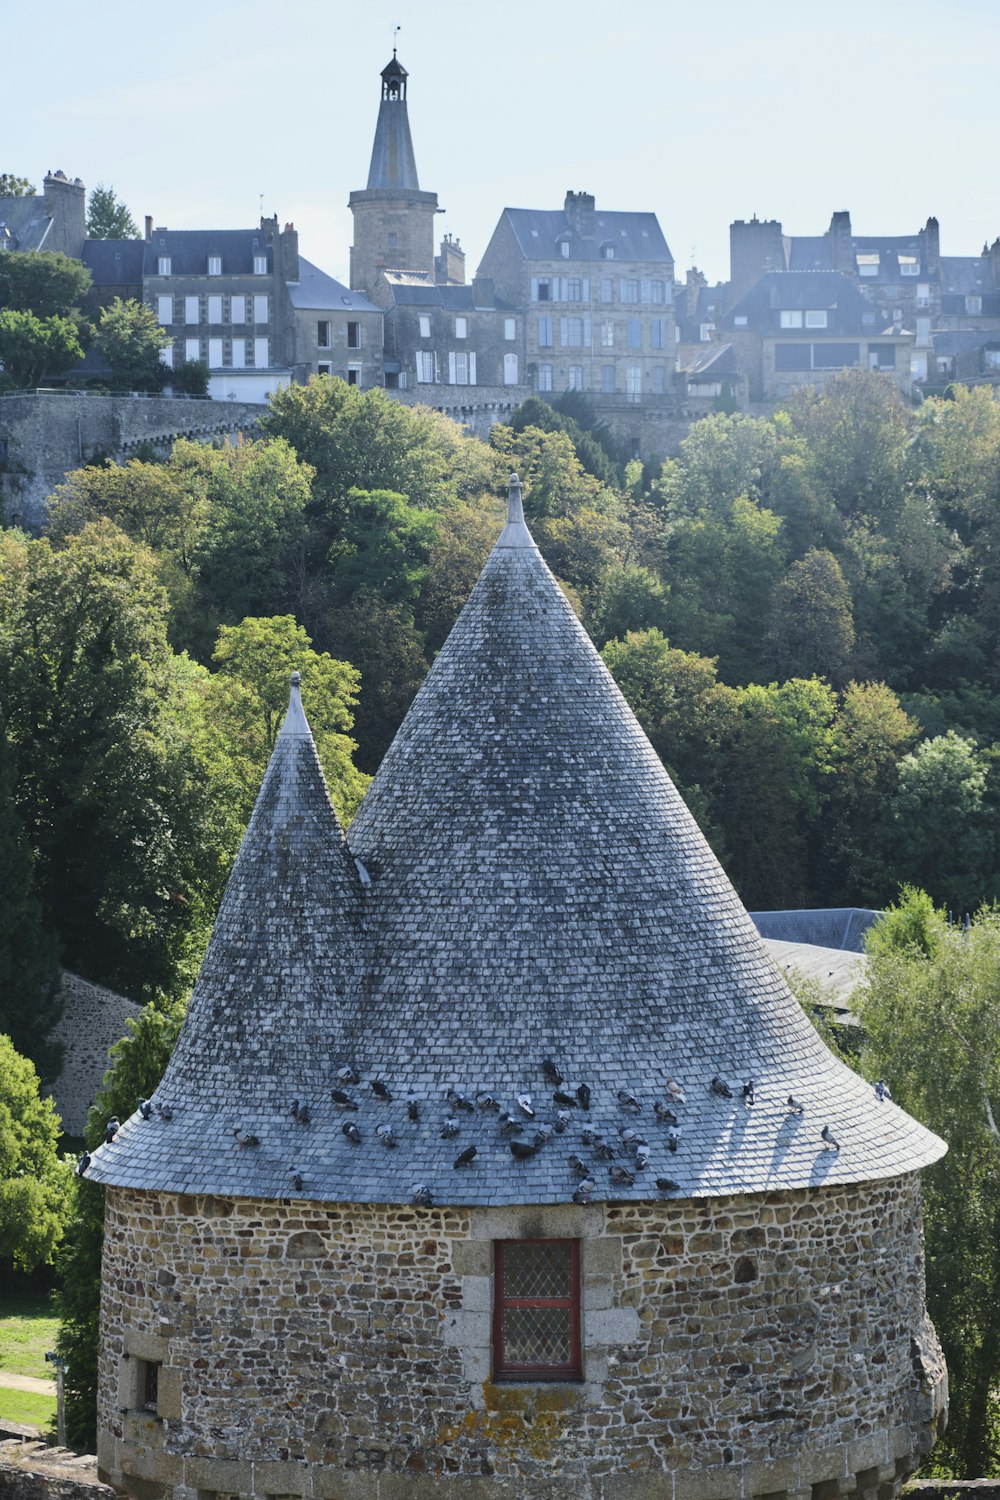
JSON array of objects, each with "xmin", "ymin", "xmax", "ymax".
[{"xmin": 0, "ymin": 1370, "xmax": 56, "ymax": 1394}]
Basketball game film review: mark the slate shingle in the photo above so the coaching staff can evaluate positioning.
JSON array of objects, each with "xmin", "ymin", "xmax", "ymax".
[{"xmin": 89, "ymin": 485, "xmax": 945, "ymax": 1205}]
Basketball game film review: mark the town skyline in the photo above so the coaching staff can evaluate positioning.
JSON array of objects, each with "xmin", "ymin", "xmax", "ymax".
[{"xmin": 5, "ymin": 0, "xmax": 997, "ymax": 286}]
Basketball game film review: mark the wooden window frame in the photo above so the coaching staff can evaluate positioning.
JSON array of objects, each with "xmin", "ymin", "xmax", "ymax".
[{"xmin": 493, "ymin": 1238, "xmax": 582, "ymax": 1382}]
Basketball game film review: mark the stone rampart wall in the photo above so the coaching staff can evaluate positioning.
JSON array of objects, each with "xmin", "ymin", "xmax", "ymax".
[
  {"xmin": 49, "ymin": 973, "xmax": 141, "ymax": 1138},
  {"xmin": 0, "ymin": 394, "xmax": 264, "ymax": 532},
  {"xmin": 97, "ymin": 1174, "xmax": 945, "ymax": 1499}
]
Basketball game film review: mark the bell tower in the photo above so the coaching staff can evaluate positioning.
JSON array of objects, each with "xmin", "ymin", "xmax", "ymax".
[{"xmin": 349, "ymin": 52, "xmax": 439, "ymax": 295}]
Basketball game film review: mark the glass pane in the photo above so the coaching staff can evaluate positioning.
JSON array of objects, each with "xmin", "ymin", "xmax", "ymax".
[
  {"xmin": 504, "ymin": 1241, "xmax": 571, "ymax": 1299},
  {"xmin": 503, "ymin": 1305, "xmax": 571, "ymax": 1366}
]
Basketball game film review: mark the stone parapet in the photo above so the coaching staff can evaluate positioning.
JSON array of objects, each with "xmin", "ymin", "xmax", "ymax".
[
  {"xmin": 97, "ymin": 1173, "xmax": 945, "ymax": 1499},
  {"xmin": 0, "ymin": 393, "xmax": 264, "ymax": 532}
]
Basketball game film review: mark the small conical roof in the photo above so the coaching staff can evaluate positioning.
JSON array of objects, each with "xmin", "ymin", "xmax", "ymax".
[{"xmin": 89, "ymin": 677, "xmax": 367, "ymax": 1197}]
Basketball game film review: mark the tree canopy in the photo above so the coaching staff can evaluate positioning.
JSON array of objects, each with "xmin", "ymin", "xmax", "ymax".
[
  {"xmin": 93, "ymin": 296, "xmax": 169, "ymax": 391},
  {"xmin": 0, "ymin": 1034, "xmax": 70, "ymax": 1274},
  {"xmin": 86, "ymin": 183, "xmax": 138, "ymax": 240},
  {"xmin": 858, "ymin": 893, "xmax": 1000, "ymax": 1476}
]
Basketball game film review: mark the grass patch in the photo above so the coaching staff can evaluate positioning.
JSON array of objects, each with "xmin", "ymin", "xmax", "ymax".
[
  {"xmin": 0, "ymin": 1383, "xmax": 56, "ymax": 1431},
  {"xmin": 0, "ymin": 1292, "xmax": 59, "ymax": 1379}
]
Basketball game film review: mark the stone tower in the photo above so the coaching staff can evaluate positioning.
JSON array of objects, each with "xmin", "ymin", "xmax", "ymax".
[
  {"xmin": 349, "ymin": 52, "xmax": 439, "ymax": 295},
  {"xmin": 90, "ymin": 478, "xmax": 947, "ymax": 1500}
]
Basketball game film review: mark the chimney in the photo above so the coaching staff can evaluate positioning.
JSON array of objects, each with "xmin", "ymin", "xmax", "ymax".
[
  {"xmin": 828, "ymin": 211, "xmax": 853, "ymax": 274},
  {"xmin": 42, "ymin": 170, "xmax": 86, "ymax": 258},
  {"xmin": 144, "ymin": 215, "xmax": 153, "ymax": 241},
  {"xmin": 924, "ymin": 216, "xmax": 941, "ymax": 277},
  {"xmin": 564, "ymin": 190, "xmax": 596, "ymax": 239},
  {"xmin": 989, "ymin": 238, "xmax": 1000, "ymax": 292},
  {"xmin": 279, "ymin": 222, "xmax": 299, "ymax": 285},
  {"xmin": 436, "ymin": 234, "xmax": 466, "ymax": 285}
]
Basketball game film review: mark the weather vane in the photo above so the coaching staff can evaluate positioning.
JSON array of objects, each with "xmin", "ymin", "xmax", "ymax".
[{"xmin": 393, "ymin": 23, "xmax": 400, "ymax": 55}]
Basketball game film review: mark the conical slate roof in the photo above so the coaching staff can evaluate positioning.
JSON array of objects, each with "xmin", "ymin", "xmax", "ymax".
[
  {"xmin": 90, "ymin": 484, "xmax": 944, "ymax": 1206},
  {"xmin": 366, "ymin": 57, "xmax": 420, "ymax": 191}
]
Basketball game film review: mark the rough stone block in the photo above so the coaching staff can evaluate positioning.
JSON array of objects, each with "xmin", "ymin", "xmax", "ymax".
[{"xmin": 584, "ymin": 1306, "xmax": 641, "ymax": 1345}]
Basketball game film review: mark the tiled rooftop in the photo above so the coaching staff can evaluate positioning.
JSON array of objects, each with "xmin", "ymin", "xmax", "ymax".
[{"xmin": 89, "ymin": 482, "xmax": 945, "ymax": 1206}]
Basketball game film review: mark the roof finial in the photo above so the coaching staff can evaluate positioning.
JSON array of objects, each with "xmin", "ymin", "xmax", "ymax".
[
  {"xmin": 280, "ymin": 670, "xmax": 310, "ymax": 737},
  {"xmin": 496, "ymin": 472, "xmax": 534, "ymax": 550}
]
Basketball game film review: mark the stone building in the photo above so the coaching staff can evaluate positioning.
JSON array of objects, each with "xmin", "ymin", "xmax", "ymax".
[
  {"xmin": 719, "ymin": 271, "xmax": 913, "ymax": 402},
  {"xmin": 0, "ymin": 170, "xmax": 86, "ymax": 256},
  {"xmin": 89, "ymin": 477, "xmax": 946, "ymax": 1499},
  {"xmin": 135, "ymin": 221, "xmax": 382, "ymax": 400},
  {"xmin": 478, "ymin": 191, "xmax": 676, "ymax": 408}
]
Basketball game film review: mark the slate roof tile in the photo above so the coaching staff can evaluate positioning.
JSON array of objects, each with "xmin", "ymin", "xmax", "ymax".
[{"xmin": 89, "ymin": 484, "xmax": 945, "ymax": 1205}]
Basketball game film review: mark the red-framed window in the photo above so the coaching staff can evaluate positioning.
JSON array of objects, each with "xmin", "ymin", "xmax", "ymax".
[{"xmin": 493, "ymin": 1239, "xmax": 582, "ymax": 1381}]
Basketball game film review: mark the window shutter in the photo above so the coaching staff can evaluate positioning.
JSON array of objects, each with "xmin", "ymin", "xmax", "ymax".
[
  {"xmin": 582, "ymin": 278, "xmax": 589, "ymax": 301},
  {"xmin": 469, "ymin": 352, "xmax": 477, "ymax": 386},
  {"xmin": 448, "ymin": 352, "xmax": 457, "ymax": 385},
  {"xmin": 559, "ymin": 318, "xmax": 568, "ymax": 346},
  {"xmin": 530, "ymin": 277, "xmax": 538, "ymax": 301},
  {"xmin": 583, "ymin": 317, "xmax": 592, "ymax": 347}
]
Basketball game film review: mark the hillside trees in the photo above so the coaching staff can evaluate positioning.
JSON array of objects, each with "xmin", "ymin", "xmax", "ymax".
[
  {"xmin": 0, "ymin": 726, "xmax": 63, "ymax": 1079},
  {"xmin": 858, "ymin": 895, "xmax": 1000, "ymax": 1476},
  {"xmin": 0, "ymin": 1035, "xmax": 71, "ymax": 1274},
  {"xmin": 0, "ymin": 523, "xmax": 223, "ymax": 997}
]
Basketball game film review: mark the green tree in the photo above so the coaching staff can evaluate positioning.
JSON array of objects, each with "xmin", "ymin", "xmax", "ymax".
[
  {"xmin": 601, "ymin": 629, "xmax": 728, "ymax": 809},
  {"xmin": 93, "ymin": 297, "xmax": 168, "ymax": 391},
  {"xmin": 171, "ymin": 358, "xmax": 209, "ymax": 396},
  {"xmin": 55, "ymin": 1000, "xmax": 185, "ymax": 1452},
  {"xmin": 86, "ymin": 183, "xmax": 138, "ymax": 240},
  {"xmin": 825, "ymin": 682, "xmax": 918, "ymax": 905},
  {"xmin": 328, "ymin": 488, "xmax": 437, "ymax": 610},
  {"xmin": 857, "ymin": 895, "xmax": 1000, "ymax": 1476},
  {"xmin": 205, "ymin": 615, "xmax": 369, "ymax": 824},
  {"xmin": 416, "ymin": 495, "xmax": 504, "ymax": 653},
  {"xmin": 0, "ymin": 725, "xmax": 63, "ymax": 1080},
  {"xmin": 0, "ymin": 250, "xmax": 91, "ymax": 318},
  {"xmin": 170, "ymin": 437, "xmax": 312, "ymax": 653},
  {"xmin": 0, "ymin": 523, "xmax": 223, "ymax": 997},
  {"xmin": 784, "ymin": 367, "xmax": 914, "ymax": 523},
  {"xmin": 319, "ymin": 594, "xmax": 429, "ymax": 774},
  {"xmin": 0, "ymin": 308, "xmax": 83, "ymax": 387},
  {"xmin": 263, "ymin": 378, "xmax": 481, "ymax": 522},
  {"xmin": 588, "ymin": 562, "xmax": 672, "ymax": 648},
  {"xmin": 764, "ymin": 548, "xmax": 855, "ymax": 685},
  {"xmin": 0, "ymin": 174, "xmax": 35, "ymax": 197},
  {"xmin": 0, "ymin": 1034, "xmax": 71, "ymax": 1274},
  {"xmin": 889, "ymin": 732, "xmax": 995, "ymax": 914}
]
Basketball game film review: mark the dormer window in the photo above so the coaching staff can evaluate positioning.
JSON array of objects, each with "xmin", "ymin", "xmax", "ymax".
[
  {"xmin": 208, "ymin": 255, "xmax": 222, "ymax": 275},
  {"xmin": 158, "ymin": 256, "xmax": 171, "ymax": 276},
  {"xmin": 899, "ymin": 256, "xmax": 919, "ymax": 276},
  {"xmin": 253, "ymin": 254, "xmax": 268, "ymax": 275},
  {"xmin": 779, "ymin": 310, "xmax": 804, "ymax": 328},
  {"xmin": 602, "ymin": 245, "xmax": 615, "ymax": 260},
  {"xmin": 856, "ymin": 253, "xmax": 879, "ymax": 277},
  {"xmin": 560, "ymin": 241, "xmax": 570, "ymax": 258},
  {"xmin": 805, "ymin": 310, "xmax": 829, "ymax": 328}
]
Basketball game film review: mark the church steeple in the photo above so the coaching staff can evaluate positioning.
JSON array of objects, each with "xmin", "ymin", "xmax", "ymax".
[
  {"xmin": 367, "ymin": 51, "xmax": 421, "ymax": 191},
  {"xmin": 349, "ymin": 53, "xmax": 440, "ymax": 295}
]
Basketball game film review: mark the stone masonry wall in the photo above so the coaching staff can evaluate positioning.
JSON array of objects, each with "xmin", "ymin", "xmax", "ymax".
[
  {"xmin": 0, "ymin": 394, "xmax": 264, "ymax": 532},
  {"xmin": 97, "ymin": 1174, "xmax": 945, "ymax": 1500}
]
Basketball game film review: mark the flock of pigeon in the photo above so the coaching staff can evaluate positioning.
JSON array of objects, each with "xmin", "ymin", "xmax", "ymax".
[{"xmin": 80, "ymin": 1059, "xmax": 895, "ymax": 1205}]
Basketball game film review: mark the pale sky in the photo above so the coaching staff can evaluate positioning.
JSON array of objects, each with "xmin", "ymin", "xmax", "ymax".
[{"xmin": 6, "ymin": 0, "xmax": 997, "ymax": 286}]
